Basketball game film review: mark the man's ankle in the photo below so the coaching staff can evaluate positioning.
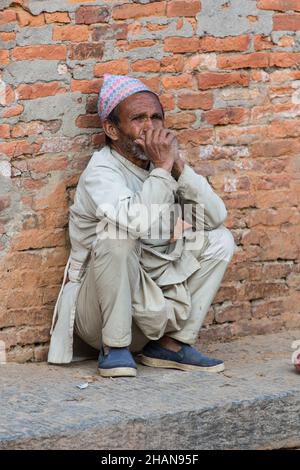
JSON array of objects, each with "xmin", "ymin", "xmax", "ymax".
[{"xmin": 158, "ymin": 336, "xmax": 182, "ymax": 352}]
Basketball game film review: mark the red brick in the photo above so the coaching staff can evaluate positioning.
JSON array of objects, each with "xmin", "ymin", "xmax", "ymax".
[
  {"xmin": 116, "ymin": 39, "xmax": 157, "ymax": 51},
  {"xmin": 251, "ymin": 139, "xmax": 300, "ymax": 158},
  {"xmin": 53, "ymin": 25, "xmax": 89, "ymax": 42},
  {"xmin": 138, "ymin": 76, "xmax": 161, "ymax": 93},
  {"xmin": 0, "ymin": 124, "xmax": 10, "ymax": 138},
  {"xmin": 160, "ymin": 56, "xmax": 184, "ymax": 72},
  {"xmin": 178, "ymin": 92, "xmax": 213, "ymax": 110},
  {"xmin": 12, "ymin": 228, "xmax": 66, "ymax": 251},
  {"xmin": 94, "ymin": 60, "xmax": 129, "ymax": 77},
  {"xmin": 254, "ymin": 35, "xmax": 275, "ymax": 50},
  {"xmin": 2, "ymin": 105, "xmax": 23, "ymax": 118},
  {"xmin": 76, "ymin": 114, "xmax": 101, "ymax": 128},
  {"xmin": 166, "ymin": 0, "xmax": 201, "ymax": 17},
  {"xmin": 177, "ymin": 128, "xmax": 214, "ymax": 145},
  {"xmin": 258, "ymin": 0, "xmax": 300, "ymax": 11},
  {"xmin": 71, "ymin": 79, "xmax": 102, "ymax": 94},
  {"xmin": 0, "ymin": 50, "xmax": 9, "ymax": 65},
  {"xmin": 203, "ymin": 107, "xmax": 248, "ymax": 125},
  {"xmin": 0, "ymin": 84, "xmax": 14, "ymax": 106},
  {"xmin": 12, "ymin": 45, "xmax": 66, "ymax": 61},
  {"xmin": 161, "ymin": 74, "xmax": 193, "ymax": 90},
  {"xmin": 165, "ymin": 112, "xmax": 196, "ymax": 129},
  {"xmin": 218, "ymin": 53, "xmax": 269, "ymax": 69},
  {"xmin": 44, "ymin": 12, "xmax": 70, "ymax": 23},
  {"xmin": 197, "ymin": 72, "xmax": 249, "ymax": 89},
  {"xmin": 198, "ymin": 35, "xmax": 250, "ymax": 52},
  {"xmin": 113, "ymin": 2, "xmax": 166, "ymax": 20},
  {"xmin": 15, "ymin": 9, "xmax": 44, "ymax": 27},
  {"xmin": 16, "ymin": 82, "xmax": 67, "ymax": 100},
  {"xmin": 273, "ymin": 13, "xmax": 300, "ymax": 30},
  {"xmin": 131, "ymin": 59, "xmax": 160, "ymax": 73},
  {"xmin": 159, "ymin": 94, "xmax": 175, "ymax": 111},
  {"xmin": 0, "ymin": 10, "xmax": 16, "ymax": 24},
  {"xmin": 75, "ymin": 6, "xmax": 110, "ymax": 24},
  {"xmin": 164, "ymin": 37, "xmax": 199, "ymax": 53},
  {"xmin": 69, "ymin": 43, "xmax": 103, "ymax": 60},
  {"xmin": 0, "ymin": 32, "xmax": 16, "ymax": 42},
  {"xmin": 11, "ymin": 122, "xmax": 43, "ymax": 138},
  {"xmin": 270, "ymin": 52, "xmax": 300, "ymax": 67}
]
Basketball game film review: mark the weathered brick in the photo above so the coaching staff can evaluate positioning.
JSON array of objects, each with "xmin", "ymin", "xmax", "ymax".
[
  {"xmin": 165, "ymin": 112, "xmax": 196, "ymax": 129},
  {"xmin": 0, "ymin": 124, "xmax": 10, "ymax": 138},
  {"xmin": 273, "ymin": 13, "xmax": 300, "ymax": 30},
  {"xmin": 218, "ymin": 53, "xmax": 269, "ymax": 69},
  {"xmin": 178, "ymin": 91, "xmax": 213, "ymax": 110},
  {"xmin": 0, "ymin": 31, "xmax": 16, "ymax": 42},
  {"xmin": 166, "ymin": 0, "xmax": 201, "ymax": 17},
  {"xmin": 0, "ymin": 50, "xmax": 9, "ymax": 65},
  {"xmin": 254, "ymin": 35, "xmax": 274, "ymax": 50},
  {"xmin": 91, "ymin": 24, "xmax": 128, "ymax": 41},
  {"xmin": 53, "ymin": 25, "xmax": 89, "ymax": 42},
  {"xmin": 177, "ymin": 128, "xmax": 214, "ymax": 145},
  {"xmin": 44, "ymin": 12, "xmax": 71, "ymax": 23},
  {"xmin": 94, "ymin": 60, "xmax": 129, "ymax": 77},
  {"xmin": 16, "ymin": 82, "xmax": 67, "ymax": 100},
  {"xmin": 2, "ymin": 105, "xmax": 24, "ymax": 118},
  {"xmin": 197, "ymin": 71, "xmax": 249, "ymax": 89},
  {"xmin": 161, "ymin": 74, "xmax": 193, "ymax": 90},
  {"xmin": 198, "ymin": 35, "xmax": 250, "ymax": 52},
  {"xmin": 159, "ymin": 94, "xmax": 175, "ymax": 111},
  {"xmin": 270, "ymin": 52, "xmax": 300, "ymax": 67},
  {"xmin": 76, "ymin": 114, "xmax": 101, "ymax": 128},
  {"xmin": 12, "ymin": 228, "xmax": 66, "ymax": 251},
  {"xmin": 160, "ymin": 56, "xmax": 184, "ymax": 72},
  {"xmin": 15, "ymin": 9, "xmax": 44, "ymax": 27},
  {"xmin": 258, "ymin": 0, "xmax": 300, "ymax": 11},
  {"xmin": 203, "ymin": 107, "xmax": 248, "ymax": 125},
  {"xmin": 69, "ymin": 43, "xmax": 103, "ymax": 60},
  {"xmin": 164, "ymin": 37, "xmax": 199, "ymax": 53},
  {"xmin": 131, "ymin": 59, "xmax": 160, "ymax": 73},
  {"xmin": 75, "ymin": 6, "xmax": 110, "ymax": 24},
  {"xmin": 71, "ymin": 79, "xmax": 102, "ymax": 94},
  {"xmin": 0, "ymin": 10, "xmax": 16, "ymax": 25},
  {"xmin": 113, "ymin": 2, "xmax": 166, "ymax": 20},
  {"xmin": 12, "ymin": 45, "xmax": 67, "ymax": 61}
]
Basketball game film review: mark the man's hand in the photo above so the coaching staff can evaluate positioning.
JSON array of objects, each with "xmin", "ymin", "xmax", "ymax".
[{"xmin": 135, "ymin": 129, "xmax": 178, "ymax": 173}]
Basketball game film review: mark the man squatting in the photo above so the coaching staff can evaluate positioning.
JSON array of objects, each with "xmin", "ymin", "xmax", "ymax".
[{"xmin": 48, "ymin": 74, "xmax": 236, "ymax": 377}]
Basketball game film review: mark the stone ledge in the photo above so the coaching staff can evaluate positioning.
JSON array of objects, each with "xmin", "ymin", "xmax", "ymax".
[{"xmin": 1, "ymin": 329, "xmax": 300, "ymax": 450}]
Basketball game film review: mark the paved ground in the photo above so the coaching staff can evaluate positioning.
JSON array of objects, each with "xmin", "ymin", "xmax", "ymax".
[{"xmin": 1, "ymin": 329, "xmax": 300, "ymax": 450}]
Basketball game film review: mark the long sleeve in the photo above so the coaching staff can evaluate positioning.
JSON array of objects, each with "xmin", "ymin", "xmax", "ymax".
[
  {"xmin": 176, "ymin": 164, "xmax": 227, "ymax": 230},
  {"xmin": 83, "ymin": 164, "xmax": 178, "ymax": 239}
]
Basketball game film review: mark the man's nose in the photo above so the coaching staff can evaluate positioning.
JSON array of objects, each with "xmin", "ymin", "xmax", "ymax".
[{"xmin": 142, "ymin": 117, "xmax": 154, "ymax": 131}]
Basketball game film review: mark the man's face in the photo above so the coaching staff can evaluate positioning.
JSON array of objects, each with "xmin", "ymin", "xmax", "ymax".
[{"xmin": 113, "ymin": 92, "xmax": 164, "ymax": 161}]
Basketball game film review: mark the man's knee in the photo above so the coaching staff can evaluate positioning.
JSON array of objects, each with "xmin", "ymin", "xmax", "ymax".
[
  {"xmin": 94, "ymin": 237, "xmax": 140, "ymax": 262},
  {"xmin": 205, "ymin": 226, "xmax": 236, "ymax": 262}
]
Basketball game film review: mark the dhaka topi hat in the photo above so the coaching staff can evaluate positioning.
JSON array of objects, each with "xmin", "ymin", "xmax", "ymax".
[{"xmin": 98, "ymin": 74, "xmax": 155, "ymax": 122}]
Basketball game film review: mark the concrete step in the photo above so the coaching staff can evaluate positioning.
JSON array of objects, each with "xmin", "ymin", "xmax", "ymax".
[{"xmin": 1, "ymin": 329, "xmax": 300, "ymax": 450}]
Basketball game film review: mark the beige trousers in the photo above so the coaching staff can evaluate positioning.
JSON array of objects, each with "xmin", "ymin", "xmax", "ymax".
[{"xmin": 74, "ymin": 226, "xmax": 235, "ymax": 352}]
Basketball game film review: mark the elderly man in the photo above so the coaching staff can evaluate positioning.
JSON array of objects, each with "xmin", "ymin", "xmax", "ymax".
[{"xmin": 48, "ymin": 74, "xmax": 235, "ymax": 377}]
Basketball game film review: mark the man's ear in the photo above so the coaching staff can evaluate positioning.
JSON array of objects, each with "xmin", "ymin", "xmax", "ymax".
[{"xmin": 103, "ymin": 120, "xmax": 119, "ymax": 141}]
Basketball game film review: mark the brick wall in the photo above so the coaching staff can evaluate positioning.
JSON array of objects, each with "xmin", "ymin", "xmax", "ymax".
[{"xmin": 0, "ymin": 0, "xmax": 300, "ymax": 362}]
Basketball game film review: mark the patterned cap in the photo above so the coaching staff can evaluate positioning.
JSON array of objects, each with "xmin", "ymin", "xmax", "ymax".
[{"xmin": 98, "ymin": 74, "xmax": 155, "ymax": 122}]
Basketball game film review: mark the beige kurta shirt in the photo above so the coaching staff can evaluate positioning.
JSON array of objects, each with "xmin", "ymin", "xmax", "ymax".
[{"xmin": 48, "ymin": 146, "xmax": 227, "ymax": 363}]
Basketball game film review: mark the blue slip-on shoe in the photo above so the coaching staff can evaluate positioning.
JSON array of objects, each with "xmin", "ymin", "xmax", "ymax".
[
  {"xmin": 98, "ymin": 347, "xmax": 137, "ymax": 377},
  {"xmin": 140, "ymin": 341, "xmax": 224, "ymax": 373}
]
